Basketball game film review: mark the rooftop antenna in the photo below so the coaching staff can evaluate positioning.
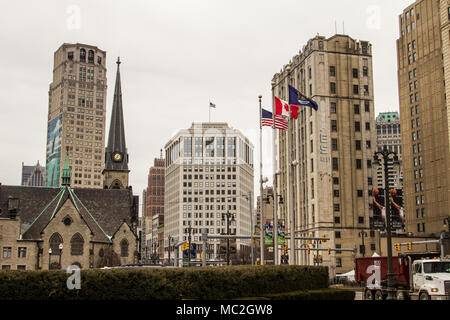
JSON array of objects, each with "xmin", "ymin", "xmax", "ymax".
[
  {"xmin": 342, "ymin": 21, "xmax": 345, "ymax": 35},
  {"xmin": 335, "ymin": 21, "xmax": 337, "ymax": 34}
]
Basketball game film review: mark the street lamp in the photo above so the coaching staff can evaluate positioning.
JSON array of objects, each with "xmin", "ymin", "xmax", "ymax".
[
  {"xmin": 222, "ymin": 211, "xmax": 235, "ymax": 266},
  {"xmin": 373, "ymin": 146, "xmax": 399, "ymax": 300},
  {"xmin": 59, "ymin": 243, "xmax": 63, "ymax": 269},
  {"xmin": 48, "ymin": 248, "xmax": 52, "ymax": 270},
  {"xmin": 168, "ymin": 235, "xmax": 173, "ymax": 266},
  {"xmin": 289, "ymin": 159, "xmax": 299, "ymax": 265},
  {"xmin": 358, "ymin": 231, "xmax": 367, "ymax": 257}
]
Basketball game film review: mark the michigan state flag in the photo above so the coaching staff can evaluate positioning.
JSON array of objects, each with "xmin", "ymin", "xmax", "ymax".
[{"xmin": 289, "ymin": 85, "xmax": 319, "ymax": 111}]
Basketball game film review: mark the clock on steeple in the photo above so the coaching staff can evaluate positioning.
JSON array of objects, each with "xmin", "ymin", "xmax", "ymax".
[{"xmin": 102, "ymin": 57, "xmax": 130, "ymax": 190}]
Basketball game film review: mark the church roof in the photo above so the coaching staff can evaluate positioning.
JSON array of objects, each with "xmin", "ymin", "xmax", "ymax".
[
  {"xmin": 0, "ymin": 185, "xmax": 137, "ymax": 242},
  {"xmin": 104, "ymin": 57, "xmax": 129, "ymax": 172}
]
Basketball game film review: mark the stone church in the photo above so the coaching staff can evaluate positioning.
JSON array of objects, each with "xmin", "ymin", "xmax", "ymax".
[{"xmin": 0, "ymin": 58, "xmax": 139, "ymax": 270}]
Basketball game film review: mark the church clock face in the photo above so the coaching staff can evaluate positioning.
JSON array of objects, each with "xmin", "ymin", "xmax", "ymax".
[{"xmin": 113, "ymin": 152, "xmax": 122, "ymax": 162}]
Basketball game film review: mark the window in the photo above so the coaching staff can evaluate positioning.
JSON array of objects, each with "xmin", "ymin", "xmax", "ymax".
[
  {"xmin": 68, "ymin": 52, "xmax": 74, "ymax": 60},
  {"xmin": 355, "ymin": 122, "xmax": 361, "ymax": 132},
  {"xmin": 354, "ymin": 104, "xmax": 360, "ymax": 114},
  {"xmin": 356, "ymin": 159, "xmax": 362, "ymax": 169},
  {"xmin": 120, "ymin": 239, "xmax": 129, "ymax": 257},
  {"xmin": 357, "ymin": 190, "xmax": 363, "ymax": 197},
  {"xmin": 70, "ymin": 233, "xmax": 84, "ymax": 256},
  {"xmin": 353, "ymin": 85, "xmax": 359, "ymax": 95},
  {"xmin": 356, "ymin": 140, "xmax": 361, "ymax": 150},
  {"xmin": 334, "ymin": 204, "xmax": 340, "ymax": 212},
  {"xmin": 2, "ymin": 247, "xmax": 11, "ymax": 259},
  {"xmin": 331, "ymin": 120, "xmax": 338, "ymax": 132},
  {"xmin": 334, "ymin": 216, "xmax": 341, "ymax": 223},
  {"xmin": 330, "ymin": 66, "xmax": 336, "ymax": 76},
  {"xmin": 332, "ymin": 158, "xmax": 339, "ymax": 171},
  {"xmin": 18, "ymin": 247, "xmax": 26, "ymax": 258},
  {"xmin": 365, "ymin": 101, "xmax": 370, "ymax": 112},
  {"xmin": 336, "ymin": 258, "xmax": 342, "ymax": 267},
  {"xmin": 333, "ymin": 190, "xmax": 340, "ymax": 197},
  {"xmin": 335, "ymin": 231, "xmax": 341, "ymax": 238},
  {"xmin": 333, "ymin": 177, "xmax": 339, "ymax": 185},
  {"xmin": 80, "ymin": 48, "xmax": 86, "ymax": 62},
  {"xmin": 88, "ymin": 50, "xmax": 94, "ymax": 64},
  {"xmin": 330, "ymin": 82, "xmax": 336, "ymax": 94},
  {"xmin": 363, "ymin": 66, "xmax": 369, "ymax": 77},
  {"xmin": 330, "ymin": 102, "xmax": 337, "ymax": 114},
  {"xmin": 49, "ymin": 233, "xmax": 63, "ymax": 254},
  {"xmin": 358, "ymin": 217, "xmax": 364, "ymax": 224},
  {"xmin": 332, "ymin": 138, "xmax": 338, "ymax": 151}
]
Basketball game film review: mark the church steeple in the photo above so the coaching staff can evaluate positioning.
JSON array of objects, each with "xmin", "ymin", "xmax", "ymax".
[
  {"xmin": 61, "ymin": 148, "xmax": 71, "ymax": 186},
  {"xmin": 103, "ymin": 57, "xmax": 130, "ymax": 189}
]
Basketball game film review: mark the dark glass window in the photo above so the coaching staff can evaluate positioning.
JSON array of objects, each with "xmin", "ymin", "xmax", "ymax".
[
  {"xmin": 70, "ymin": 233, "xmax": 84, "ymax": 256},
  {"xmin": 120, "ymin": 239, "xmax": 129, "ymax": 257}
]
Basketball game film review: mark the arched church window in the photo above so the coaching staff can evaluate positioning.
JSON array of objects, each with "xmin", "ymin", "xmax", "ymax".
[
  {"xmin": 71, "ymin": 233, "xmax": 84, "ymax": 256},
  {"xmin": 49, "ymin": 233, "xmax": 63, "ymax": 254},
  {"xmin": 120, "ymin": 239, "xmax": 129, "ymax": 257}
]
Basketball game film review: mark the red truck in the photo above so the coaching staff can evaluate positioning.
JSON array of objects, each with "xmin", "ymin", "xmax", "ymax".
[{"xmin": 355, "ymin": 253, "xmax": 450, "ymax": 300}]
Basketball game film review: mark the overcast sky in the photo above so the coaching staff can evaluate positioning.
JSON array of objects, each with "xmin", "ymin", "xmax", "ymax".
[{"xmin": 0, "ymin": 0, "xmax": 413, "ymax": 209}]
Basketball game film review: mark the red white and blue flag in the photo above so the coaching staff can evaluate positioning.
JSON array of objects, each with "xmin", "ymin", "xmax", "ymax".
[
  {"xmin": 261, "ymin": 108, "xmax": 288, "ymax": 130},
  {"xmin": 209, "ymin": 102, "xmax": 216, "ymax": 108}
]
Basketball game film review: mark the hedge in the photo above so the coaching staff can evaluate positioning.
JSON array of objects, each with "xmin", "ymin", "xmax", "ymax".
[
  {"xmin": 260, "ymin": 288, "xmax": 355, "ymax": 300},
  {"xmin": 0, "ymin": 265, "xmax": 329, "ymax": 300}
]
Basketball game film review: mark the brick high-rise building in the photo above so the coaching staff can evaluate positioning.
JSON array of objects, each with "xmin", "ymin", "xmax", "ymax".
[
  {"xmin": 273, "ymin": 34, "xmax": 377, "ymax": 274},
  {"xmin": 46, "ymin": 43, "xmax": 107, "ymax": 188},
  {"xmin": 397, "ymin": 0, "xmax": 450, "ymax": 236},
  {"xmin": 144, "ymin": 157, "xmax": 165, "ymax": 262}
]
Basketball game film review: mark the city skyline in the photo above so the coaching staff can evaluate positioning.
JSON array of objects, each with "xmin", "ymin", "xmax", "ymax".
[{"xmin": 0, "ymin": 0, "xmax": 413, "ymax": 209}]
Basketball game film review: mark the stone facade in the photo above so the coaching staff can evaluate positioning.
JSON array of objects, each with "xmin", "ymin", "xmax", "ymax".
[
  {"xmin": 0, "ymin": 185, "xmax": 138, "ymax": 270},
  {"xmin": 397, "ymin": 0, "xmax": 450, "ymax": 236},
  {"xmin": 273, "ymin": 34, "xmax": 376, "ymax": 275}
]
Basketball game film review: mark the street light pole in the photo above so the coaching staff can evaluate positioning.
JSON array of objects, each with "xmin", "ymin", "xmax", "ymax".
[
  {"xmin": 359, "ymin": 231, "xmax": 367, "ymax": 257},
  {"xmin": 374, "ymin": 146, "xmax": 399, "ymax": 300},
  {"xmin": 222, "ymin": 211, "xmax": 235, "ymax": 266},
  {"xmin": 188, "ymin": 225, "xmax": 192, "ymax": 267},
  {"xmin": 248, "ymin": 191, "xmax": 254, "ymax": 265},
  {"xmin": 258, "ymin": 95, "xmax": 265, "ymax": 265}
]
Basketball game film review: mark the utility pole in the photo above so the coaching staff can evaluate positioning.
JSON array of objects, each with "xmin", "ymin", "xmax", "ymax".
[{"xmin": 222, "ymin": 211, "xmax": 235, "ymax": 266}]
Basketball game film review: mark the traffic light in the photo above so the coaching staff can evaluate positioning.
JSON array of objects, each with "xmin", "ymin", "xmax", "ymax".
[
  {"xmin": 396, "ymin": 243, "xmax": 401, "ymax": 251},
  {"xmin": 307, "ymin": 247, "xmax": 310, "ymax": 254},
  {"xmin": 408, "ymin": 242, "xmax": 412, "ymax": 251},
  {"xmin": 284, "ymin": 246, "xmax": 288, "ymax": 254},
  {"xmin": 328, "ymin": 248, "xmax": 331, "ymax": 254},
  {"xmin": 182, "ymin": 242, "xmax": 189, "ymax": 251},
  {"xmin": 191, "ymin": 243, "xmax": 197, "ymax": 258},
  {"xmin": 308, "ymin": 234, "xmax": 312, "ymax": 244},
  {"xmin": 321, "ymin": 235, "xmax": 327, "ymax": 243}
]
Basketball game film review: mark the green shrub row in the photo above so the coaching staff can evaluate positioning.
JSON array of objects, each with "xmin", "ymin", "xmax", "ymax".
[
  {"xmin": 261, "ymin": 288, "xmax": 355, "ymax": 300},
  {"xmin": 0, "ymin": 265, "xmax": 329, "ymax": 300}
]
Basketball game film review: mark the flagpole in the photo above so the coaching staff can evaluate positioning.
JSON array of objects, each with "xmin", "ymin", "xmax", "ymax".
[
  {"xmin": 271, "ymin": 81, "xmax": 279, "ymax": 265},
  {"xmin": 209, "ymin": 102, "xmax": 211, "ymax": 122},
  {"xmin": 286, "ymin": 66, "xmax": 296, "ymax": 266},
  {"xmin": 258, "ymin": 95, "xmax": 265, "ymax": 265}
]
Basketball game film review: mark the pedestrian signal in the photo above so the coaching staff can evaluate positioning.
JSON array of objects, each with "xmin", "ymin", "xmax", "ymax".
[{"xmin": 408, "ymin": 242, "xmax": 412, "ymax": 251}]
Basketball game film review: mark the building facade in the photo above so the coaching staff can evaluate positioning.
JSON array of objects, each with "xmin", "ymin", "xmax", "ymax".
[
  {"xmin": 1, "ymin": 55, "xmax": 138, "ymax": 271},
  {"xmin": 397, "ymin": 0, "xmax": 450, "ymax": 236},
  {"xmin": 144, "ymin": 158, "xmax": 165, "ymax": 262},
  {"xmin": 21, "ymin": 161, "xmax": 46, "ymax": 187},
  {"xmin": 375, "ymin": 112, "xmax": 403, "ymax": 189},
  {"xmin": 46, "ymin": 43, "xmax": 107, "ymax": 189},
  {"xmin": 164, "ymin": 123, "xmax": 254, "ymax": 262},
  {"xmin": 273, "ymin": 34, "xmax": 377, "ymax": 274}
]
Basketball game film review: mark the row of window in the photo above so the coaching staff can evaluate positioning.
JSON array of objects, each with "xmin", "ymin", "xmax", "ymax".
[
  {"xmin": 330, "ymin": 101, "xmax": 371, "ymax": 114},
  {"xmin": 68, "ymin": 49, "xmax": 102, "ymax": 65},
  {"xmin": 329, "ymin": 66, "xmax": 369, "ymax": 78},
  {"xmin": 331, "ymin": 120, "xmax": 371, "ymax": 133},
  {"xmin": 2, "ymin": 247, "xmax": 27, "ymax": 259},
  {"xmin": 330, "ymin": 83, "xmax": 369, "ymax": 95}
]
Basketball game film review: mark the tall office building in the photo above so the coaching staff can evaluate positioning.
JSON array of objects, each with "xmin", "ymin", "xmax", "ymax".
[
  {"xmin": 397, "ymin": 0, "xmax": 450, "ymax": 236},
  {"xmin": 375, "ymin": 112, "xmax": 403, "ymax": 189},
  {"xmin": 145, "ymin": 157, "xmax": 165, "ymax": 261},
  {"xmin": 164, "ymin": 123, "xmax": 254, "ymax": 261},
  {"xmin": 21, "ymin": 161, "xmax": 46, "ymax": 186},
  {"xmin": 46, "ymin": 43, "xmax": 107, "ymax": 188},
  {"xmin": 273, "ymin": 35, "xmax": 377, "ymax": 274}
]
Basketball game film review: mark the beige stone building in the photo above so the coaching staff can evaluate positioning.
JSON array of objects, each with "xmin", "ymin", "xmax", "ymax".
[
  {"xmin": 164, "ymin": 123, "xmax": 254, "ymax": 262},
  {"xmin": 375, "ymin": 112, "xmax": 403, "ymax": 189},
  {"xmin": 273, "ymin": 34, "xmax": 377, "ymax": 275},
  {"xmin": 397, "ymin": 0, "xmax": 450, "ymax": 236},
  {"xmin": 46, "ymin": 43, "xmax": 107, "ymax": 189}
]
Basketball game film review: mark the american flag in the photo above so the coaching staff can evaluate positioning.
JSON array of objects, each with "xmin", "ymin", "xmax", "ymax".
[
  {"xmin": 209, "ymin": 102, "xmax": 216, "ymax": 108},
  {"xmin": 261, "ymin": 108, "xmax": 288, "ymax": 130}
]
